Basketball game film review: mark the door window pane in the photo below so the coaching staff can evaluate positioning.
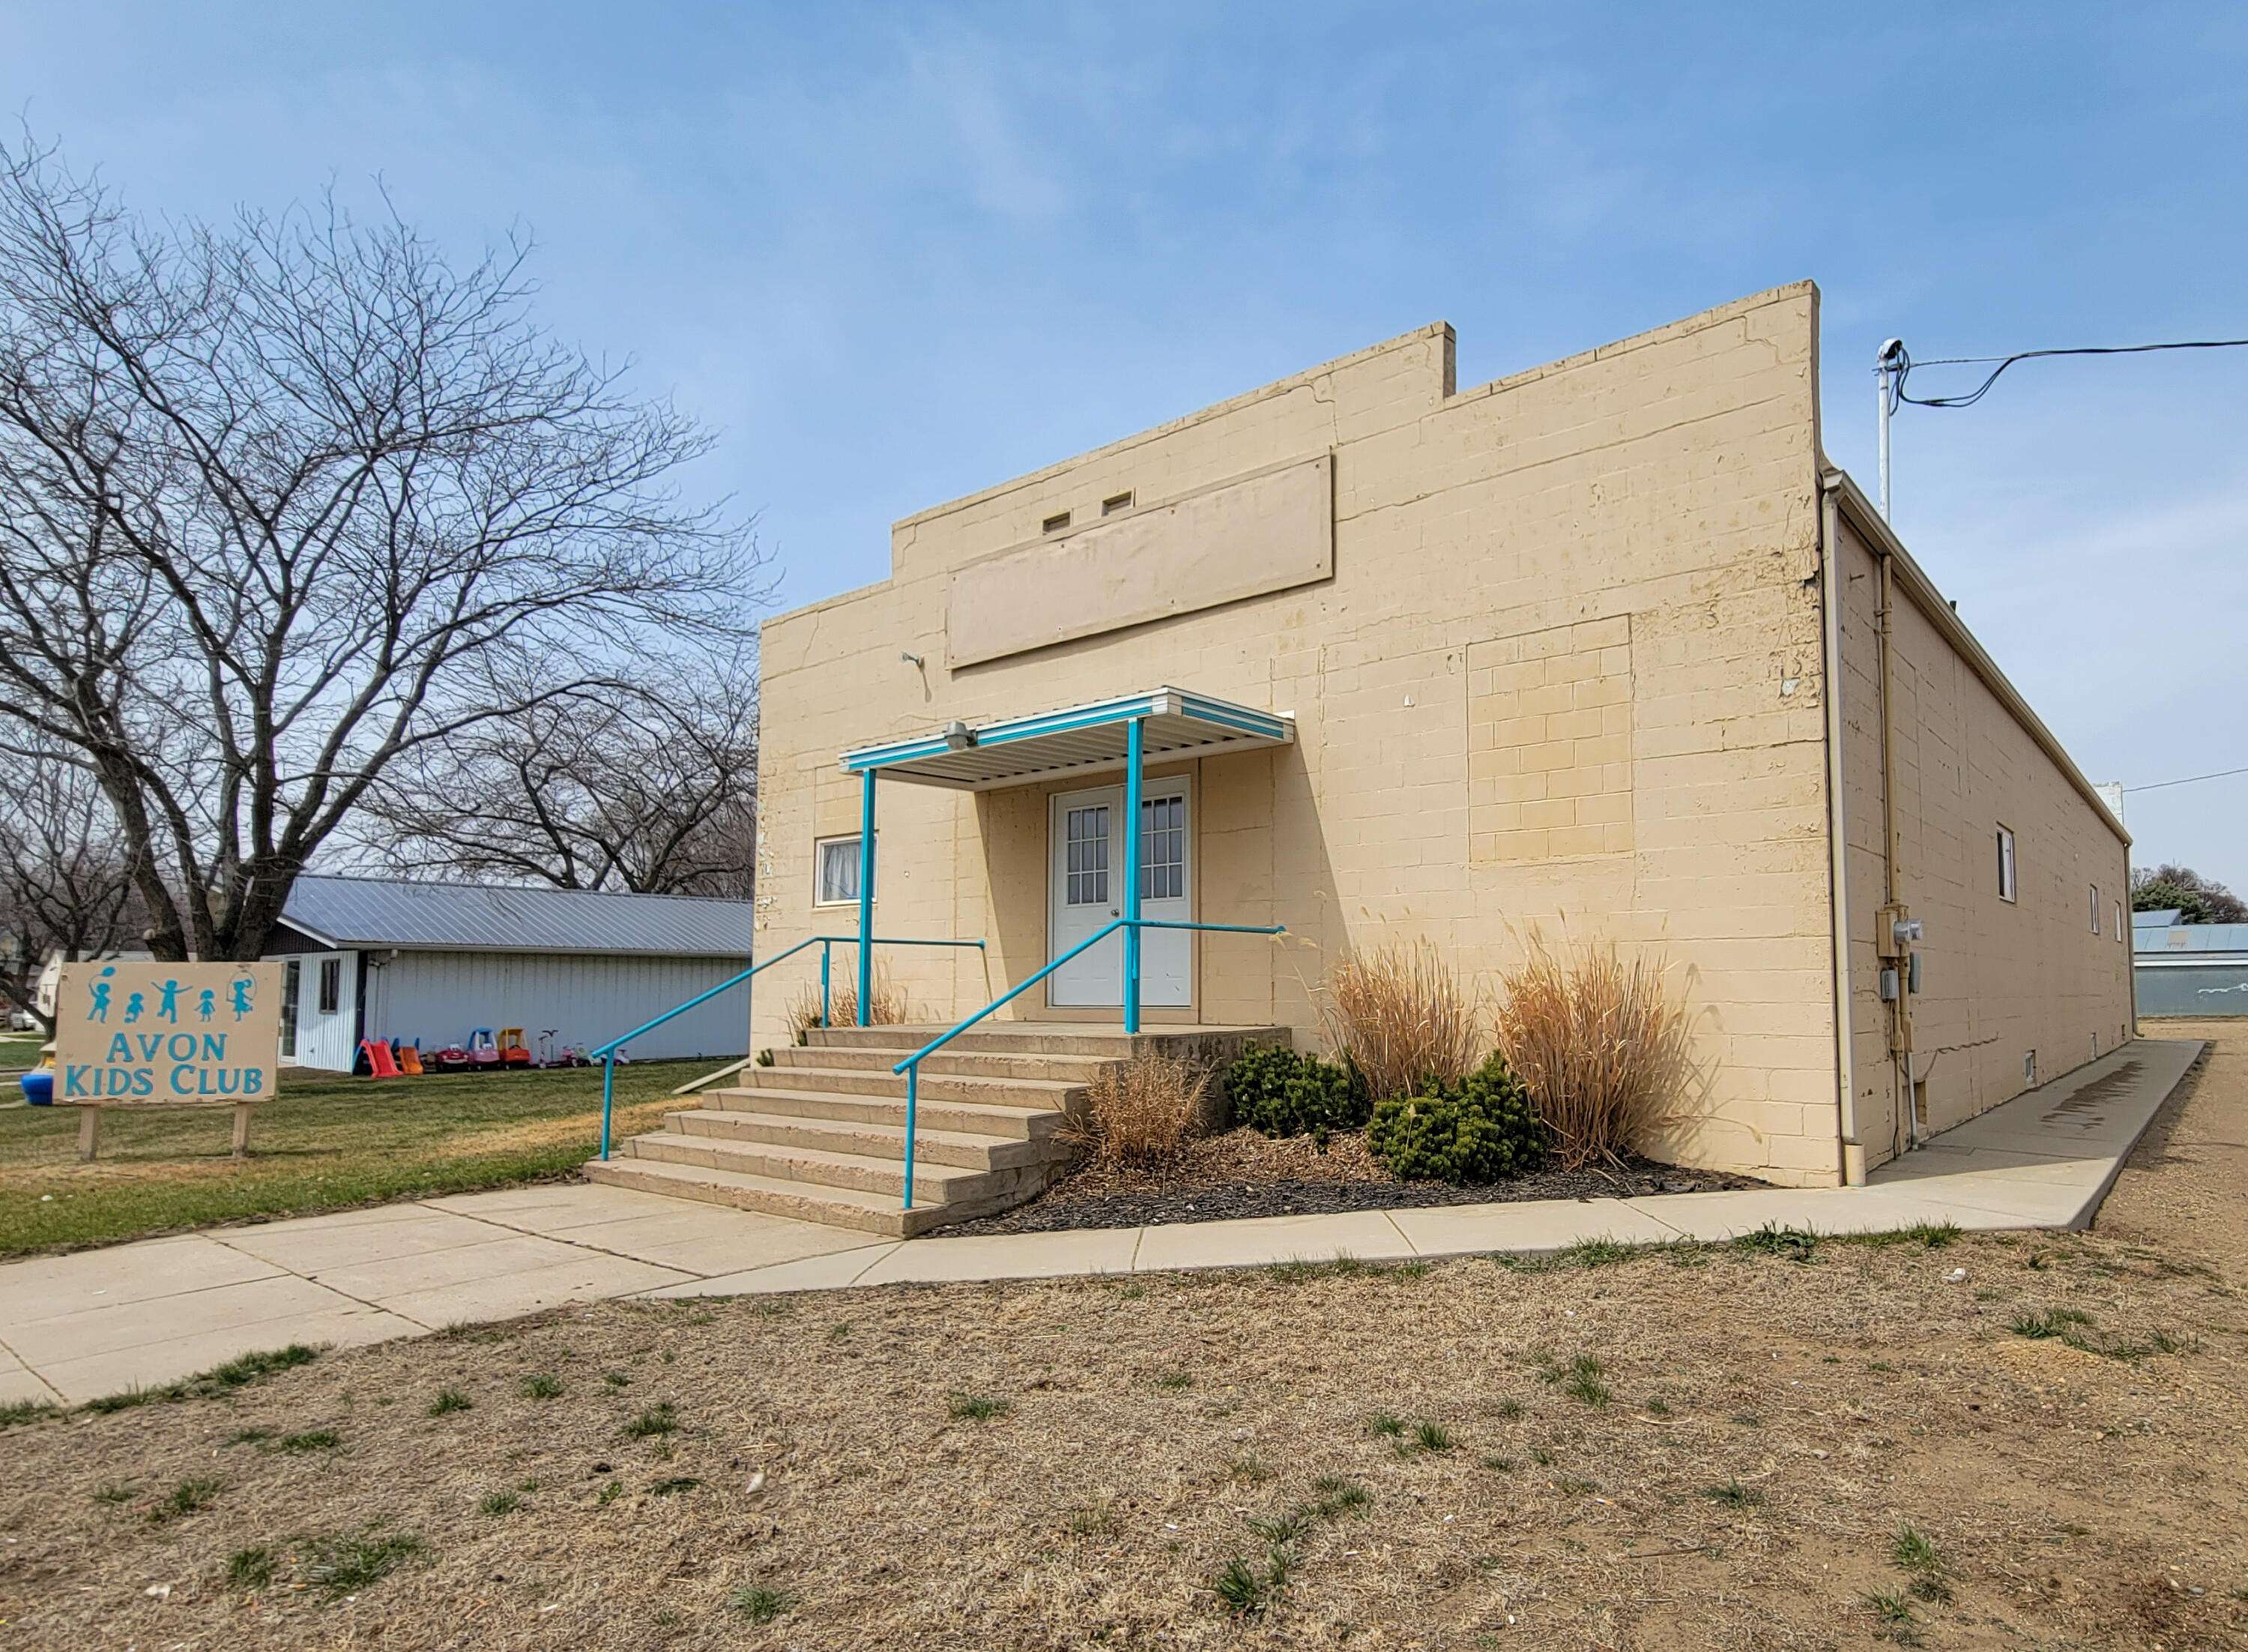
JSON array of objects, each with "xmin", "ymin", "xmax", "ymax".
[
  {"xmin": 1065, "ymin": 806, "xmax": 1110, "ymax": 905},
  {"xmin": 1140, "ymin": 795, "xmax": 1185, "ymax": 900}
]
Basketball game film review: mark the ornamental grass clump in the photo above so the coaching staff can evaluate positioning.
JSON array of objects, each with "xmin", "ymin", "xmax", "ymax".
[
  {"xmin": 785, "ymin": 969, "xmax": 910, "ymax": 1041},
  {"xmin": 1368, "ymin": 1051, "xmax": 1548, "ymax": 1182},
  {"xmin": 1320, "ymin": 940, "xmax": 1481, "ymax": 1101},
  {"xmin": 1493, "ymin": 929, "xmax": 1695, "ymax": 1169},
  {"xmin": 1061, "ymin": 1049, "xmax": 1210, "ymax": 1167}
]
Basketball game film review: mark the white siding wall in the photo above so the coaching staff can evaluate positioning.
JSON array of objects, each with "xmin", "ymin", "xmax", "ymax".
[
  {"xmin": 278, "ymin": 950, "xmax": 360, "ymax": 1073},
  {"xmin": 362, "ymin": 951, "xmax": 749, "ymax": 1064}
]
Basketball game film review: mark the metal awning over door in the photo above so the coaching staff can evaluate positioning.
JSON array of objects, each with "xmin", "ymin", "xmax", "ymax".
[{"xmin": 838, "ymin": 687, "xmax": 1293, "ymax": 790}]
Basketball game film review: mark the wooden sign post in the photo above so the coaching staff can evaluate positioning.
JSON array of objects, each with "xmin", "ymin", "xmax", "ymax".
[{"xmin": 53, "ymin": 960, "xmax": 282, "ymax": 1161}]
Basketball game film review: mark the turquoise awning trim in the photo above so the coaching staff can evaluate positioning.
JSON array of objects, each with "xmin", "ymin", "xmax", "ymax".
[{"xmin": 839, "ymin": 686, "xmax": 1293, "ymax": 790}]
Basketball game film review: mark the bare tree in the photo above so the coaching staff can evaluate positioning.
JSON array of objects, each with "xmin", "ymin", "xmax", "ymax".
[
  {"xmin": 0, "ymin": 739, "xmax": 148, "ymax": 1032},
  {"xmin": 354, "ymin": 644, "xmax": 759, "ymax": 897},
  {"xmin": 0, "ymin": 137, "xmax": 772, "ymax": 960}
]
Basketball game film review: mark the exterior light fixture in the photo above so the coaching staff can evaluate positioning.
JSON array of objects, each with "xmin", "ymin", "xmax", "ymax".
[{"xmin": 943, "ymin": 719, "xmax": 976, "ymax": 751}]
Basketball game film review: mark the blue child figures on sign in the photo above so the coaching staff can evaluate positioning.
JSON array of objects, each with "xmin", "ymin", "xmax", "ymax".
[
  {"xmin": 88, "ymin": 965, "xmax": 116, "ymax": 1023},
  {"xmin": 230, "ymin": 977, "xmax": 255, "ymax": 1020}
]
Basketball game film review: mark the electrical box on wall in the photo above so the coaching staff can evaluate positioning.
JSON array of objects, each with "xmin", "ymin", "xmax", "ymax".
[{"xmin": 1876, "ymin": 904, "xmax": 1921, "ymax": 959}]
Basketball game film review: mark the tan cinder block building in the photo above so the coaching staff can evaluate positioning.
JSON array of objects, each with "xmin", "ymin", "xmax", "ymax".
[{"xmin": 751, "ymin": 282, "xmax": 2133, "ymax": 1190}]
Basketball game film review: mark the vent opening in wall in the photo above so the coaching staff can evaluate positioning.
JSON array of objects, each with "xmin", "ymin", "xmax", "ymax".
[
  {"xmin": 1912, "ymin": 1078, "xmax": 1929, "ymax": 1130},
  {"xmin": 2024, "ymin": 1050, "xmax": 2037, "ymax": 1086},
  {"xmin": 1102, "ymin": 490, "xmax": 1133, "ymax": 515},
  {"xmin": 1042, "ymin": 510, "xmax": 1071, "ymax": 534}
]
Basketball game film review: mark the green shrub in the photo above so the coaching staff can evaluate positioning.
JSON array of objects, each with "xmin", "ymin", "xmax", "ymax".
[
  {"xmin": 1224, "ymin": 1042, "xmax": 1368, "ymax": 1137},
  {"xmin": 1224, "ymin": 1042, "xmax": 1299, "ymax": 1121},
  {"xmin": 1368, "ymin": 1053, "xmax": 1547, "ymax": 1182}
]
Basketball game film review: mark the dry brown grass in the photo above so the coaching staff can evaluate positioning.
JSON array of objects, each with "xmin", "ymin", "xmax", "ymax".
[
  {"xmin": 785, "ymin": 969, "xmax": 910, "ymax": 1040},
  {"xmin": 1059, "ymin": 1050, "xmax": 1210, "ymax": 1169},
  {"xmin": 4, "ymin": 1174, "xmax": 2243, "ymax": 1648},
  {"xmin": 1493, "ymin": 928, "xmax": 1696, "ymax": 1169},
  {"xmin": 2, "ymin": 1036, "xmax": 2237, "ymax": 1649},
  {"xmin": 1319, "ymin": 940, "xmax": 1481, "ymax": 1100}
]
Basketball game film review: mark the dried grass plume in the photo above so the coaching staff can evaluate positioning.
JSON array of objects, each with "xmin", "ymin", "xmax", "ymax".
[
  {"xmin": 1320, "ymin": 939, "xmax": 1482, "ymax": 1099},
  {"xmin": 1060, "ymin": 1050, "xmax": 1210, "ymax": 1169},
  {"xmin": 1492, "ymin": 928, "xmax": 1696, "ymax": 1168},
  {"xmin": 786, "ymin": 969, "xmax": 911, "ymax": 1041}
]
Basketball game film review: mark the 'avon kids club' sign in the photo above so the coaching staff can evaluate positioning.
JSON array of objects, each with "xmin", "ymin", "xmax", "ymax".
[{"xmin": 54, "ymin": 961, "xmax": 282, "ymax": 1104}]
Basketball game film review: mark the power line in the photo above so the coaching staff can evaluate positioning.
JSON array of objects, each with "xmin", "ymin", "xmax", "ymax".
[
  {"xmin": 2124, "ymin": 763, "xmax": 2248, "ymax": 796},
  {"xmin": 1885, "ymin": 336, "xmax": 2248, "ymax": 411}
]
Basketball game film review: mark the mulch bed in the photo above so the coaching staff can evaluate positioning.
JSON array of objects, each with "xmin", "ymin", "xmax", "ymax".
[{"xmin": 937, "ymin": 1125, "xmax": 1759, "ymax": 1235}]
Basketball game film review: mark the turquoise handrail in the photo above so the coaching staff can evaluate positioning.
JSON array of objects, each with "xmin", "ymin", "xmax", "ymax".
[
  {"xmin": 888, "ymin": 917, "xmax": 1284, "ymax": 1211},
  {"xmin": 594, "ymin": 934, "xmax": 985, "ymax": 1159}
]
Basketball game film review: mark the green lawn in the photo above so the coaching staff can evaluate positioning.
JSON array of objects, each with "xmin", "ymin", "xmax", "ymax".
[
  {"xmin": 0, "ymin": 1031, "xmax": 46, "ymax": 1069},
  {"xmin": 0, "ymin": 1059, "xmax": 721, "ymax": 1258}
]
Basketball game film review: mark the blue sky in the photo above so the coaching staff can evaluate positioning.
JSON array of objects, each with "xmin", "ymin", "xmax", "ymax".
[{"xmin": 7, "ymin": 1, "xmax": 2244, "ymax": 877}]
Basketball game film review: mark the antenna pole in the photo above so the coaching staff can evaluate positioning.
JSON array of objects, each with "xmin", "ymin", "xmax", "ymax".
[{"xmin": 1875, "ymin": 339, "xmax": 1904, "ymax": 521}]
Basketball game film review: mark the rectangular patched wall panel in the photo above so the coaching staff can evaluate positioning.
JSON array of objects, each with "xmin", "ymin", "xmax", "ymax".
[
  {"xmin": 1466, "ymin": 616, "xmax": 1634, "ymax": 862},
  {"xmin": 945, "ymin": 453, "xmax": 1332, "ymax": 668}
]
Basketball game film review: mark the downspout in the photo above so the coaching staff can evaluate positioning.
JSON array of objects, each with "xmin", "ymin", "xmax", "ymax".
[
  {"xmin": 1876, "ymin": 540, "xmax": 1918, "ymax": 1151},
  {"xmin": 1819, "ymin": 475, "xmax": 1865, "ymax": 1184}
]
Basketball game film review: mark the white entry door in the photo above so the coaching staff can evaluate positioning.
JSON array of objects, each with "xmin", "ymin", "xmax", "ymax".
[{"xmin": 1048, "ymin": 779, "xmax": 1191, "ymax": 1008}]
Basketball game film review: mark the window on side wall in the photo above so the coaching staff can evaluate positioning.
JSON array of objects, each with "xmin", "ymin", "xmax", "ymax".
[
  {"xmin": 1995, "ymin": 826, "xmax": 2016, "ymax": 902},
  {"xmin": 2090, "ymin": 884, "xmax": 2100, "ymax": 934},
  {"xmin": 815, "ymin": 835, "xmax": 875, "ymax": 907},
  {"xmin": 318, "ymin": 957, "xmax": 342, "ymax": 1014},
  {"xmin": 2115, "ymin": 900, "xmax": 2124, "ymax": 942}
]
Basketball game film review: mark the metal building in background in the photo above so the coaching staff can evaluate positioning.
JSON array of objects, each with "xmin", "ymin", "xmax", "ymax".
[{"xmin": 2133, "ymin": 909, "xmax": 2248, "ymax": 1017}]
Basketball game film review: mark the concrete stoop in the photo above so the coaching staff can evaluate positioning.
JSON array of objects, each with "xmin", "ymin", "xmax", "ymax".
[{"xmin": 583, "ymin": 1022, "xmax": 1288, "ymax": 1236}]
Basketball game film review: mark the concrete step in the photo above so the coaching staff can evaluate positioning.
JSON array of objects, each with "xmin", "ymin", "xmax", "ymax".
[
  {"xmin": 704, "ymin": 1085, "xmax": 1064, "ymax": 1141},
  {"xmin": 804, "ymin": 1023, "xmax": 1295, "ymax": 1059},
  {"xmin": 582, "ymin": 1155, "xmax": 938, "ymax": 1238},
  {"xmin": 807, "ymin": 1024, "xmax": 1146, "ymax": 1058},
  {"xmin": 771, "ymin": 1044, "xmax": 1114, "ymax": 1085},
  {"xmin": 662, "ymin": 1107, "xmax": 1069, "ymax": 1173},
  {"xmin": 731, "ymin": 1064, "xmax": 1087, "ymax": 1110},
  {"xmin": 617, "ymin": 1129, "xmax": 1023, "ymax": 1207}
]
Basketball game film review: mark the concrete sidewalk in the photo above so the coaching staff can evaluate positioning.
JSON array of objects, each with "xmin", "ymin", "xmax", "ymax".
[{"xmin": 0, "ymin": 1037, "xmax": 2201, "ymax": 1408}]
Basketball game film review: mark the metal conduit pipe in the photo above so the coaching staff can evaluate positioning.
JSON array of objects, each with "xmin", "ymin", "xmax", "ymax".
[
  {"xmin": 1818, "ymin": 475, "xmax": 1867, "ymax": 1185},
  {"xmin": 1875, "ymin": 539, "xmax": 1918, "ymax": 1153}
]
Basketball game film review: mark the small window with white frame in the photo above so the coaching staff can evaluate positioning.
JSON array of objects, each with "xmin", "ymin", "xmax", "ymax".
[
  {"xmin": 1995, "ymin": 826, "xmax": 2016, "ymax": 902},
  {"xmin": 2090, "ymin": 883, "xmax": 2100, "ymax": 934},
  {"xmin": 815, "ymin": 834, "xmax": 874, "ymax": 907},
  {"xmin": 2115, "ymin": 899, "xmax": 2124, "ymax": 942}
]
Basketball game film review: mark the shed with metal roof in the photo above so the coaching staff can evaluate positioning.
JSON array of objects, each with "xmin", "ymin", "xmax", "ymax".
[{"xmin": 265, "ymin": 876, "xmax": 751, "ymax": 1071}]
